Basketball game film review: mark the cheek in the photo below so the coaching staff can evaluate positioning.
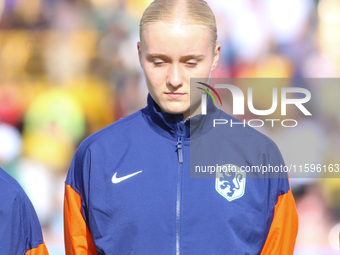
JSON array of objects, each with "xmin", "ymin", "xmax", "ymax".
[
  {"xmin": 200, "ymin": 60, "xmax": 214, "ymax": 74},
  {"xmin": 190, "ymin": 61, "xmax": 214, "ymax": 78},
  {"xmin": 190, "ymin": 88, "xmax": 204, "ymax": 102},
  {"xmin": 143, "ymin": 66, "xmax": 164, "ymax": 87}
]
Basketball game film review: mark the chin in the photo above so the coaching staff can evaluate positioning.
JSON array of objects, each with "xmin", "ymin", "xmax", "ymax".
[
  {"xmin": 164, "ymin": 108, "xmax": 187, "ymax": 115},
  {"xmin": 162, "ymin": 104, "xmax": 188, "ymax": 115}
]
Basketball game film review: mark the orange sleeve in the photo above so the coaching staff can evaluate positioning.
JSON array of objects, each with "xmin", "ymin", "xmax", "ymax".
[
  {"xmin": 64, "ymin": 184, "xmax": 98, "ymax": 255},
  {"xmin": 26, "ymin": 243, "xmax": 49, "ymax": 255},
  {"xmin": 260, "ymin": 189, "xmax": 299, "ymax": 255}
]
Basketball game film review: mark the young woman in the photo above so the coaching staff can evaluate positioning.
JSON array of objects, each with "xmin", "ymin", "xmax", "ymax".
[{"xmin": 64, "ymin": 0, "xmax": 298, "ymax": 254}]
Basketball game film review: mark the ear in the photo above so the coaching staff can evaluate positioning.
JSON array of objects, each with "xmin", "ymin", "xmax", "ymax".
[
  {"xmin": 211, "ymin": 43, "xmax": 221, "ymax": 71},
  {"xmin": 137, "ymin": 42, "xmax": 143, "ymax": 68}
]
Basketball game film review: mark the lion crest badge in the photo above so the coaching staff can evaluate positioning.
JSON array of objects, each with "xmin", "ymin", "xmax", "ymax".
[{"xmin": 215, "ymin": 164, "xmax": 246, "ymax": 202}]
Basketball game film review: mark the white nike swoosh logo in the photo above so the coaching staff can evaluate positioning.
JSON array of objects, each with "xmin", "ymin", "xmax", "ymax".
[{"xmin": 111, "ymin": 171, "xmax": 142, "ymax": 184}]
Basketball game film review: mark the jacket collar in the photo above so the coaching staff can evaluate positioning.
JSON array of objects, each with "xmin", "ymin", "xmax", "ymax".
[{"xmin": 142, "ymin": 94, "xmax": 221, "ymax": 141}]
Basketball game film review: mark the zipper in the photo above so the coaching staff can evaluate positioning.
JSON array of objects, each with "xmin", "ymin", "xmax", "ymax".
[
  {"xmin": 175, "ymin": 121, "xmax": 185, "ymax": 255},
  {"xmin": 176, "ymin": 134, "xmax": 183, "ymax": 163}
]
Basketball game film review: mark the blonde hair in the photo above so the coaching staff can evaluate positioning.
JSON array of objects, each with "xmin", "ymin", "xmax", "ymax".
[{"xmin": 139, "ymin": 0, "xmax": 217, "ymax": 46}]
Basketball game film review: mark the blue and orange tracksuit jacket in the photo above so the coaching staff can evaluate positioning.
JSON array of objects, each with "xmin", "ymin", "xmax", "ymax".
[
  {"xmin": 64, "ymin": 94, "xmax": 298, "ymax": 255},
  {"xmin": 0, "ymin": 168, "xmax": 48, "ymax": 255}
]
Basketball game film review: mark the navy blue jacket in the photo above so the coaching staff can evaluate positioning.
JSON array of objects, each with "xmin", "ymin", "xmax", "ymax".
[{"xmin": 64, "ymin": 94, "xmax": 298, "ymax": 255}]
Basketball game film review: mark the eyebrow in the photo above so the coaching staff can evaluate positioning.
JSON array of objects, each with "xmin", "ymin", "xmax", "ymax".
[
  {"xmin": 146, "ymin": 53, "xmax": 205, "ymax": 61},
  {"xmin": 146, "ymin": 53, "xmax": 171, "ymax": 61}
]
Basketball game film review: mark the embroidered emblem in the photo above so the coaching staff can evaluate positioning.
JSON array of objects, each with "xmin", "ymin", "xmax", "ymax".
[{"xmin": 215, "ymin": 164, "xmax": 246, "ymax": 201}]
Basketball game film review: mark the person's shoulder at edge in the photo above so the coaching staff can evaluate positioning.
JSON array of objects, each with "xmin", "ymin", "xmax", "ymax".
[
  {"xmin": 0, "ymin": 167, "xmax": 26, "ymax": 198},
  {"xmin": 0, "ymin": 168, "xmax": 48, "ymax": 254}
]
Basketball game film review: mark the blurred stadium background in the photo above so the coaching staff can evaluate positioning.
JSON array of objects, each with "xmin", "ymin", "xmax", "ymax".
[{"xmin": 0, "ymin": 0, "xmax": 340, "ymax": 254}]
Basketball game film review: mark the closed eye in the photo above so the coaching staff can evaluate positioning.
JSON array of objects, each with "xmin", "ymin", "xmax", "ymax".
[
  {"xmin": 186, "ymin": 62, "xmax": 197, "ymax": 68},
  {"xmin": 153, "ymin": 61, "xmax": 165, "ymax": 66}
]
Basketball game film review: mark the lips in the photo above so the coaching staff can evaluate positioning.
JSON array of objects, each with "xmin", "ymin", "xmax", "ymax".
[{"xmin": 165, "ymin": 92, "xmax": 185, "ymax": 99}]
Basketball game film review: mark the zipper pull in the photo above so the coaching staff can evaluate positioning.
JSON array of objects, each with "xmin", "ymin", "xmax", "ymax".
[{"xmin": 176, "ymin": 135, "xmax": 183, "ymax": 163}]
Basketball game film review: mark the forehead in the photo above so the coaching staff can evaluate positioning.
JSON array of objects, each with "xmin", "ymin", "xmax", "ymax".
[{"xmin": 141, "ymin": 22, "xmax": 213, "ymax": 56}]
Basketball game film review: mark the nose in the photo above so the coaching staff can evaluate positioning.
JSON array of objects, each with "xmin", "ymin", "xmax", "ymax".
[{"xmin": 167, "ymin": 63, "xmax": 183, "ymax": 88}]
